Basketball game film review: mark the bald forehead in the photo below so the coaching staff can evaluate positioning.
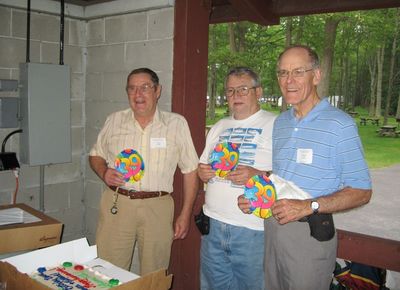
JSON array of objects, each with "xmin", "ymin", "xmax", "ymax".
[{"xmin": 279, "ymin": 47, "xmax": 311, "ymax": 64}]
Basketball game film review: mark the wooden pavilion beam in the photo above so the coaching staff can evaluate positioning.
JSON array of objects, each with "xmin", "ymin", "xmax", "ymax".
[
  {"xmin": 230, "ymin": 0, "xmax": 279, "ymax": 25},
  {"xmin": 273, "ymin": 0, "xmax": 400, "ymax": 16},
  {"xmin": 210, "ymin": 0, "xmax": 400, "ymax": 24}
]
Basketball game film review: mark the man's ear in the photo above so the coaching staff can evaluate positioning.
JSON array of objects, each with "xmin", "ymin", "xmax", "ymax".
[
  {"xmin": 313, "ymin": 68, "xmax": 322, "ymax": 86},
  {"xmin": 156, "ymin": 84, "xmax": 162, "ymax": 99},
  {"xmin": 256, "ymin": 86, "xmax": 263, "ymax": 100}
]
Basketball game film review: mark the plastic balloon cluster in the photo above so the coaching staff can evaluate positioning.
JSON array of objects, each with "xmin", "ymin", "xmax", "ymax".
[
  {"xmin": 244, "ymin": 174, "xmax": 276, "ymax": 219},
  {"xmin": 114, "ymin": 149, "xmax": 145, "ymax": 183},
  {"xmin": 209, "ymin": 142, "xmax": 239, "ymax": 178}
]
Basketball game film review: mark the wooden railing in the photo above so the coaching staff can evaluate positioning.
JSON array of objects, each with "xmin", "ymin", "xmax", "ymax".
[{"xmin": 337, "ymin": 229, "xmax": 400, "ymax": 272}]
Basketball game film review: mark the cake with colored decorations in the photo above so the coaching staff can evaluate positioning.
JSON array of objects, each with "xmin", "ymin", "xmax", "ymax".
[{"xmin": 31, "ymin": 261, "xmax": 120, "ymax": 289}]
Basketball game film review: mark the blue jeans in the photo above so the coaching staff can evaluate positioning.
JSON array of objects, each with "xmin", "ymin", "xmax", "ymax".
[{"xmin": 200, "ymin": 218, "xmax": 265, "ymax": 290}]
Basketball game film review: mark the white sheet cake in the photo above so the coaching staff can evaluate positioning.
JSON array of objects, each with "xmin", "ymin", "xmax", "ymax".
[{"xmin": 31, "ymin": 261, "xmax": 120, "ymax": 289}]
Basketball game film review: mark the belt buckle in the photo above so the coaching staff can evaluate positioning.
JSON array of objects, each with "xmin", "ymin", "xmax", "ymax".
[
  {"xmin": 157, "ymin": 191, "xmax": 162, "ymax": 197},
  {"xmin": 128, "ymin": 189, "xmax": 137, "ymax": 199}
]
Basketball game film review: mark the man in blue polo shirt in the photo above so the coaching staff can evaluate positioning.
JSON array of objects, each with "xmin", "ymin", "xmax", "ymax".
[{"xmin": 239, "ymin": 45, "xmax": 372, "ymax": 290}]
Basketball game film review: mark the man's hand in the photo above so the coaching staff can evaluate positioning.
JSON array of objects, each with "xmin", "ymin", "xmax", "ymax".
[
  {"xmin": 198, "ymin": 163, "xmax": 215, "ymax": 183},
  {"xmin": 89, "ymin": 156, "xmax": 124, "ymax": 187},
  {"xmin": 174, "ymin": 169, "xmax": 198, "ymax": 240},
  {"xmin": 103, "ymin": 168, "xmax": 125, "ymax": 187},
  {"xmin": 237, "ymin": 194, "xmax": 252, "ymax": 214},
  {"xmin": 226, "ymin": 165, "xmax": 263, "ymax": 186},
  {"xmin": 174, "ymin": 213, "xmax": 190, "ymax": 240},
  {"xmin": 271, "ymin": 199, "xmax": 311, "ymax": 225}
]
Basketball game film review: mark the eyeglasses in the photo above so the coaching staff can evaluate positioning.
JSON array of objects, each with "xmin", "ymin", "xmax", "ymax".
[
  {"xmin": 276, "ymin": 68, "xmax": 314, "ymax": 79},
  {"xmin": 225, "ymin": 86, "xmax": 257, "ymax": 97},
  {"xmin": 127, "ymin": 84, "xmax": 155, "ymax": 94}
]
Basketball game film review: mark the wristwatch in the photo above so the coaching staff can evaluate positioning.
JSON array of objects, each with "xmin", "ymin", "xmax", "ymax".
[{"xmin": 311, "ymin": 199, "xmax": 320, "ymax": 214}]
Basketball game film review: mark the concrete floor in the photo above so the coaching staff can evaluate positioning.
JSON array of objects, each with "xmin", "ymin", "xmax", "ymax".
[{"xmin": 334, "ymin": 163, "xmax": 400, "ymax": 289}]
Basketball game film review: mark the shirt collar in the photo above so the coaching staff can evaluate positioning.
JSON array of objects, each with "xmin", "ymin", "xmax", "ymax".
[
  {"xmin": 230, "ymin": 108, "xmax": 263, "ymax": 122},
  {"xmin": 289, "ymin": 98, "xmax": 329, "ymax": 122},
  {"xmin": 130, "ymin": 106, "xmax": 166, "ymax": 127},
  {"xmin": 131, "ymin": 106, "xmax": 166, "ymax": 128},
  {"xmin": 153, "ymin": 107, "xmax": 167, "ymax": 126}
]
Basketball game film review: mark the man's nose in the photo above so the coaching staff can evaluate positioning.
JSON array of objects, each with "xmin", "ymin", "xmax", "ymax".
[
  {"xmin": 131, "ymin": 88, "xmax": 143, "ymax": 96},
  {"xmin": 232, "ymin": 90, "xmax": 241, "ymax": 98},
  {"xmin": 232, "ymin": 89, "xmax": 245, "ymax": 98},
  {"xmin": 285, "ymin": 73, "xmax": 295, "ymax": 83}
]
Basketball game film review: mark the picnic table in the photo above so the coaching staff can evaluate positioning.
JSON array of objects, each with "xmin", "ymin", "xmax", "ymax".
[
  {"xmin": 360, "ymin": 117, "xmax": 380, "ymax": 126},
  {"xmin": 348, "ymin": 111, "xmax": 358, "ymax": 118},
  {"xmin": 378, "ymin": 125, "xmax": 397, "ymax": 137}
]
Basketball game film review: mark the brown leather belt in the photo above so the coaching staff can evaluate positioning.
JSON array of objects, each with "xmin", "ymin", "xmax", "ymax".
[{"xmin": 109, "ymin": 186, "xmax": 169, "ymax": 199}]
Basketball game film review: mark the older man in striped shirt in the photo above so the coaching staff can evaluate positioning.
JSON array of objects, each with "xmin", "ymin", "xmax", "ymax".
[
  {"xmin": 239, "ymin": 45, "xmax": 372, "ymax": 290},
  {"xmin": 268, "ymin": 45, "xmax": 372, "ymax": 290},
  {"xmin": 89, "ymin": 68, "xmax": 198, "ymax": 275}
]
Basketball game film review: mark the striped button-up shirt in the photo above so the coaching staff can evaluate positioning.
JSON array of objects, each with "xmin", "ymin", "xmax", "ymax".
[{"xmin": 90, "ymin": 107, "xmax": 198, "ymax": 192}]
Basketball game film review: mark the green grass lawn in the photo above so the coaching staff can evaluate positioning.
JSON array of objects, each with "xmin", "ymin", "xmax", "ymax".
[
  {"xmin": 356, "ymin": 117, "xmax": 400, "ymax": 169},
  {"xmin": 206, "ymin": 105, "xmax": 400, "ymax": 169}
]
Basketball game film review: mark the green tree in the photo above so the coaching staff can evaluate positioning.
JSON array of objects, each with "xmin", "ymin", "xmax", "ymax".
[{"xmin": 207, "ymin": 8, "xmax": 400, "ymax": 120}]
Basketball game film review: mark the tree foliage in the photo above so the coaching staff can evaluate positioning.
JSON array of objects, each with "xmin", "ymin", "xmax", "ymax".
[{"xmin": 207, "ymin": 8, "xmax": 400, "ymax": 120}]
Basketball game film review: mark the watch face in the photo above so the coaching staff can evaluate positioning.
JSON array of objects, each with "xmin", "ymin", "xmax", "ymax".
[{"xmin": 311, "ymin": 201, "xmax": 319, "ymax": 213}]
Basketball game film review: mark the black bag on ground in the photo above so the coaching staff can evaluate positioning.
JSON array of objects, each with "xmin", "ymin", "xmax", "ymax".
[
  {"xmin": 194, "ymin": 208, "xmax": 210, "ymax": 235},
  {"xmin": 307, "ymin": 213, "xmax": 335, "ymax": 241}
]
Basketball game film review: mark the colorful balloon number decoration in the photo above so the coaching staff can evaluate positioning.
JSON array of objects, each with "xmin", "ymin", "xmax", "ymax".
[
  {"xmin": 244, "ymin": 174, "xmax": 276, "ymax": 219},
  {"xmin": 114, "ymin": 149, "xmax": 144, "ymax": 183},
  {"xmin": 209, "ymin": 142, "xmax": 240, "ymax": 178}
]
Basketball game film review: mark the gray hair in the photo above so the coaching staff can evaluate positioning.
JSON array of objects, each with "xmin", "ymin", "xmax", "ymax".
[
  {"xmin": 126, "ymin": 67, "xmax": 159, "ymax": 88},
  {"xmin": 225, "ymin": 67, "xmax": 261, "ymax": 88}
]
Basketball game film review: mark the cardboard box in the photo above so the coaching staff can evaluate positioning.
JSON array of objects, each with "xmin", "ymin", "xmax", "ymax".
[
  {"xmin": 0, "ymin": 203, "xmax": 62, "ymax": 254},
  {"xmin": 0, "ymin": 238, "xmax": 173, "ymax": 290}
]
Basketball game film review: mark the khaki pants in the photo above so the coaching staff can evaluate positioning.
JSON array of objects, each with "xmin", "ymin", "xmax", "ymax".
[
  {"xmin": 96, "ymin": 188, "xmax": 174, "ymax": 275},
  {"xmin": 264, "ymin": 217, "xmax": 337, "ymax": 290}
]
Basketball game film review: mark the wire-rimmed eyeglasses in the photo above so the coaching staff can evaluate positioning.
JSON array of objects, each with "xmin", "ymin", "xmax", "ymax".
[
  {"xmin": 126, "ymin": 84, "xmax": 155, "ymax": 94},
  {"xmin": 276, "ymin": 67, "xmax": 314, "ymax": 79},
  {"xmin": 225, "ymin": 86, "xmax": 257, "ymax": 97}
]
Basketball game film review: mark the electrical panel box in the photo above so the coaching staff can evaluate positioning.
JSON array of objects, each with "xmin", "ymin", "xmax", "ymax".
[
  {"xmin": 0, "ymin": 79, "xmax": 18, "ymax": 91},
  {"xmin": 19, "ymin": 63, "xmax": 71, "ymax": 166},
  {"xmin": 0, "ymin": 97, "xmax": 19, "ymax": 128}
]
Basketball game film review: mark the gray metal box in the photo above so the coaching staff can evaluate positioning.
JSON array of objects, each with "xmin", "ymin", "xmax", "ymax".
[
  {"xmin": 0, "ymin": 97, "xmax": 19, "ymax": 128},
  {"xmin": 0, "ymin": 79, "xmax": 18, "ymax": 91},
  {"xmin": 19, "ymin": 63, "xmax": 71, "ymax": 166}
]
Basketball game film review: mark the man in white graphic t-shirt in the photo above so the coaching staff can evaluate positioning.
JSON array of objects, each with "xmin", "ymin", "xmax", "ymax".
[{"xmin": 198, "ymin": 67, "xmax": 276, "ymax": 290}]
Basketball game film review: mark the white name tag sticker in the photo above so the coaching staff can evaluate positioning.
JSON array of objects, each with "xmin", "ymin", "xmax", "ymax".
[
  {"xmin": 151, "ymin": 138, "xmax": 166, "ymax": 148},
  {"xmin": 296, "ymin": 148, "xmax": 313, "ymax": 164}
]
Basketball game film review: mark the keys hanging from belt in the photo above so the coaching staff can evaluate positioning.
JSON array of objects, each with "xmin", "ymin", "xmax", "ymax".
[{"xmin": 110, "ymin": 189, "xmax": 119, "ymax": 215}]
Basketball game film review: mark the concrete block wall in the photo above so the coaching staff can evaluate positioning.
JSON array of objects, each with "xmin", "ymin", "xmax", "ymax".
[
  {"xmin": 0, "ymin": 1, "xmax": 175, "ymax": 261},
  {"xmin": 0, "ymin": 5, "xmax": 86, "ymax": 242}
]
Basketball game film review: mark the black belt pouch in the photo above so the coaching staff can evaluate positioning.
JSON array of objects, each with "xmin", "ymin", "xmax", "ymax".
[
  {"xmin": 307, "ymin": 213, "xmax": 335, "ymax": 241},
  {"xmin": 194, "ymin": 208, "xmax": 210, "ymax": 235}
]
